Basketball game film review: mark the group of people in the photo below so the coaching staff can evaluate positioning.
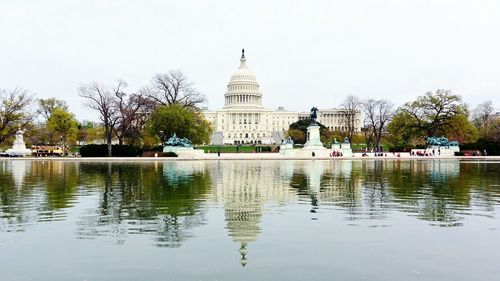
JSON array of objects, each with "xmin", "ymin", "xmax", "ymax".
[
  {"xmin": 329, "ymin": 151, "xmax": 343, "ymax": 157},
  {"xmin": 360, "ymin": 152, "xmax": 401, "ymax": 157},
  {"xmin": 411, "ymin": 149, "xmax": 440, "ymax": 157}
]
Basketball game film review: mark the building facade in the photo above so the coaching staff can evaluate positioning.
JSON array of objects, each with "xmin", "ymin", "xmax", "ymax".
[{"xmin": 203, "ymin": 51, "xmax": 361, "ymax": 145}]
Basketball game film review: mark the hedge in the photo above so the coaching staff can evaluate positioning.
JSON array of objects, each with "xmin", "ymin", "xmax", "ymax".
[
  {"xmin": 461, "ymin": 139, "xmax": 500, "ymax": 156},
  {"xmin": 80, "ymin": 144, "xmax": 142, "ymax": 157}
]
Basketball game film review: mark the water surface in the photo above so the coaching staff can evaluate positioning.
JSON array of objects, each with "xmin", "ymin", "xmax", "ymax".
[{"xmin": 1, "ymin": 159, "xmax": 499, "ymax": 281}]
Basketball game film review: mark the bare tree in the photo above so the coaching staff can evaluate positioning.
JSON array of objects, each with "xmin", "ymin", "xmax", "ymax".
[
  {"xmin": 79, "ymin": 82, "xmax": 123, "ymax": 157},
  {"xmin": 362, "ymin": 99, "xmax": 394, "ymax": 149},
  {"xmin": 145, "ymin": 71, "xmax": 206, "ymax": 109},
  {"xmin": 341, "ymin": 95, "xmax": 361, "ymax": 141},
  {"xmin": 114, "ymin": 90, "xmax": 154, "ymax": 145},
  {"xmin": 472, "ymin": 100, "xmax": 494, "ymax": 130},
  {"xmin": 0, "ymin": 88, "xmax": 35, "ymax": 145},
  {"xmin": 362, "ymin": 118, "xmax": 375, "ymax": 149}
]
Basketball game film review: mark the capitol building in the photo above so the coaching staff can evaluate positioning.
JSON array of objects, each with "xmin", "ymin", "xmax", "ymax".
[{"xmin": 202, "ymin": 50, "xmax": 361, "ymax": 145}]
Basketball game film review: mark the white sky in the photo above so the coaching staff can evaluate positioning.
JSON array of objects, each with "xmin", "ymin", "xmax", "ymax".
[{"xmin": 1, "ymin": 0, "xmax": 499, "ymax": 121}]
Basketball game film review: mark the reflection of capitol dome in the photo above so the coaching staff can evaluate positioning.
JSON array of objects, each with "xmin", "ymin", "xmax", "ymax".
[
  {"xmin": 225, "ymin": 202, "xmax": 262, "ymax": 244},
  {"xmin": 223, "ymin": 49, "xmax": 263, "ymax": 109},
  {"xmin": 225, "ymin": 200, "xmax": 262, "ymax": 267},
  {"xmin": 210, "ymin": 161, "xmax": 297, "ymax": 266}
]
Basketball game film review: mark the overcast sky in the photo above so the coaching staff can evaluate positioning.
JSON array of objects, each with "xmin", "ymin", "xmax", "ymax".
[{"xmin": 1, "ymin": 0, "xmax": 499, "ymax": 121}]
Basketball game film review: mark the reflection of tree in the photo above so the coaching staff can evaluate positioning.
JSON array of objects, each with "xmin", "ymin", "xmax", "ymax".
[
  {"xmin": 30, "ymin": 161, "xmax": 79, "ymax": 212},
  {"xmin": 290, "ymin": 161, "xmax": 363, "ymax": 218},
  {"xmin": 462, "ymin": 162, "xmax": 500, "ymax": 213},
  {"xmin": 75, "ymin": 162, "xmax": 211, "ymax": 247},
  {"xmin": 0, "ymin": 160, "xmax": 79, "ymax": 231},
  {"xmin": 288, "ymin": 160, "xmax": 500, "ymax": 227},
  {"xmin": 0, "ymin": 163, "xmax": 22, "ymax": 232},
  {"xmin": 358, "ymin": 161, "xmax": 392, "ymax": 221},
  {"xmin": 386, "ymin": 160, "xmax": 470, "ymax": 226}
]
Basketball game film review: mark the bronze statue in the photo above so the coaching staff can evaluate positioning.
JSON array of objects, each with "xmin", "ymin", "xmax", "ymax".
[
  {"xmin": 165, "ymin": 133, "xmax": 193, "ymax": 147},
  {"xmin": 427, "ymin": 136, "xmax": 459, "ymax": 147},
  {"xmin": 310, "ymin": 107, "xmax": 318, "ymax": 125}
]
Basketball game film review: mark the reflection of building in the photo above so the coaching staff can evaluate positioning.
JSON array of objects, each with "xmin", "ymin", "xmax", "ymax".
[
  {"xmin": 203, "ymin": 50, "xmax": 361, "ymax": 145},
  {"xmin": 209, "ymin": 161, "xmax": 296, "ymax": 266}
]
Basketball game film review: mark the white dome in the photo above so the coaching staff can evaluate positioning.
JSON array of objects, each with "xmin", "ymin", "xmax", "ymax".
[
  {"xmin": 224, "ymin": 49, "xmax": 263, "ymax": 109},
  {"xmin": 229, "ymin": 59, "xmax": 257, "ymax": 82}
]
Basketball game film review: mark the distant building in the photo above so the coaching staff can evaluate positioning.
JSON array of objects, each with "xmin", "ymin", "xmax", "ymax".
[
  {"xmin": 492, "ymin": 112, "xmax": 500, "ymax": 121},
  {"xmin": 203, "ymin": 50, "xmax": 361, "ymax": 145}
]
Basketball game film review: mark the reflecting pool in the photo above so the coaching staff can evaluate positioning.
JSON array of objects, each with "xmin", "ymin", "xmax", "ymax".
[{"xmin": 1, "ymin": 159, "xmax": 499, "ymax": 280}]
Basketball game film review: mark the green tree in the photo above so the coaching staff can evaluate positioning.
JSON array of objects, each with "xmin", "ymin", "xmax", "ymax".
[
  {"xmin": 326, "ymin": 129, "xmax": 347, "ymax": 145},
  {"xmin": 147, "ymin": 104, "xmax": 212, "ymax": 145},
  {"xmin": 0, "ymin": 88, "xmax": 34, "ymax": 146},
  {"xmin": 387, "ymin": 111, "xmax": 424, "ymax": 146},
  {"xmin": 286, "ymin": 128, "xmax": 305, "ymax": 144},
  {"xmin": 288, "ymin": 119, "xmax": 329, "ymax": 145},
  {"xmin": 397, "ymin": 89, "xmax": 465, "ymax": 137},
  {"xmin": 388, "ymin": 89, "xmax": 475, "ymax": 145},
  {"xmin": 443, "ymin": 114, "xmax": 479, "ymax": 144},
  {"xmin": 27, "ymin": 122, "xmax": 57, "ymax": 145},
  {"xmin": 38, "ymin": 98, "xmax": 68, "ymax": 120},
  {"xmin": 77, "ymin": 121, "xmax": 105, "ymax": 145},
  {"xmin": 47, "ymin": 108, "xmax": 78, "ymax": 155}
]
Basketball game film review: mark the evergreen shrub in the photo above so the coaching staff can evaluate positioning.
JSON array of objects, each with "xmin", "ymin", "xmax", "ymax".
[{"xmin": 80, "ymin": 144, "xmax": 142, "ymax": 157}]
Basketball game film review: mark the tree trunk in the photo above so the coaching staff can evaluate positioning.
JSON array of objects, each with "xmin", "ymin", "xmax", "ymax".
[
  {"xmin": 106, "ymin": 129, "xmax": 113, "ymax": 157},
  {"xmin": 375, "ymin": 127, "xmax": 383, "ymax": 149},
  {"xmin": 62, "ymin": 136, "xmax": 66, "ymax": 157},
  {"xmin": 107, "ymin": 142, "xmax": 112, "ymax": 157}
]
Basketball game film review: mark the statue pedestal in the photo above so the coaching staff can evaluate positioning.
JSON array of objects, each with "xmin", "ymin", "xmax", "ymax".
[
  {"xmin": 279, "ymin": 143, "xmax": 295, "ymax": 156},
  {"xmin": 304, "ymin": 125, "xmax": 324, "ymax": 148},
  {"xmin": 163, "ymin": 146, "xmax": 204, "ymax": 158},
  {"xmin": 425, "ymin": 146, "xmax": 459, "ymax": 157},
  {"xmin": 340, "ymin": 143, "xmax": 353, "ymax": 157},
  {"xmin": 5, "ymin": 133, "xmax": 32, "ymax": 157},
  {"xmin": 300, "ymin": 125, "xmax": 327, "ymax": 157},
  {"xmin": 331, "ymin": 143, "xmax": 341, "ymax": 152}
]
